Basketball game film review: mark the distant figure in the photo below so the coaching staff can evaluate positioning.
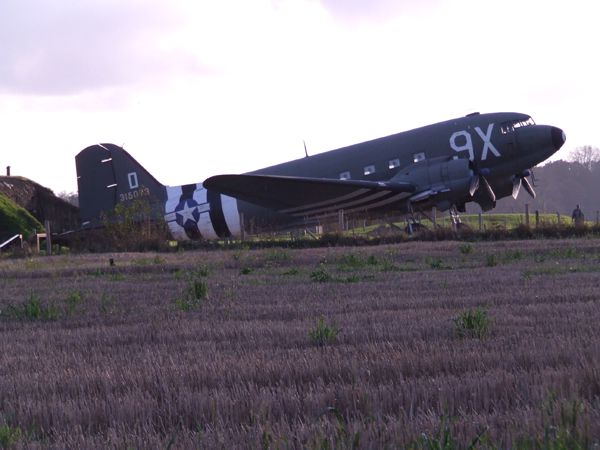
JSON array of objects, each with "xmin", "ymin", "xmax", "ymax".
[{"xmin": 572, "ymin": 204, "xmax": 585, "ymax": 226}]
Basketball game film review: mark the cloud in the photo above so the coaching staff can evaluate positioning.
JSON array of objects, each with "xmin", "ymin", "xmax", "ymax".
[
  {"xmin": 0, "ymin": 0, "xmax": 207, "ymax": 95},
  {"xmin": 319, "ymin": 0, "xmax": 441, "ymax": 22}
]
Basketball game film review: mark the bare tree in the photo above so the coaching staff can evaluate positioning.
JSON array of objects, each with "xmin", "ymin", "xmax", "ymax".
[
  {"xmin": 57, "ymin": 191, "xmax": 79, "ymax": 207},
  {"xmin": 568, "ymin": 145, "xmax": 600, "ymax": 170}
]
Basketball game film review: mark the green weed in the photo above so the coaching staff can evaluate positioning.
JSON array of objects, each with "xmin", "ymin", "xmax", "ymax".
[
  {"xmin": 313, "ymin": 407, "xmax": 361, "ymax": 449},
  {"xmin": 174, "ymin": 280, "xmax": 208, "ymax": 311},
  {"xmin": 426, "ymin": 257, "xmax": 450, "ymax": 270},
  {"xmin": 338, "ymin": 253, "xmax": 364, "ymax": 270},
  {"xmin": 344, "ymin": 275, "xmax": 360, "ymax": 283},
  {"xmin": 65, "ymin": 291, "xmax": 83, "ymax": 316},
  {"xmin": 134, "ymin": 256, "xmax": 164, "ymax": 265},
  {"xmin": 413, "ymin": 418, "xmax": 489, "ymax": 450},
  {"xmin": 309, "ymin": 316, "xmax": 338, "ymax": 346},
  {"xmin": 264, "ymin": 249, "xmax": 291, "ymax": 263},
  {"xmin": 504, "ymin": 249, "xmax": 523, "ymax": 261},
  {"xmin": 337, "ymin": 253, "xmax": 378, "ymax": 271},
  {"xmin": 486, "ymin": 254, "xmax": 498, "ymax": 267},
  {"xmin": 547, "ymin": 247, "xmax": 580, "ymax": 259},
  {"xmin": 4, "ymin": 293, "xmax": 60, "ymax": 321},
  {"xmin": 99, "ymin": 293, "xmax": 116, "ymax": 315},
  {"xmin": 194, "ymin": 264, "xmax": 210, "ymax": 277},
  {"xmin": 454, "ymin": 308, "xmax": 491, "ymax": 339},
  {"xmin": 310, "ymin": 265, "xmax": 332, "ymax": 282},
  {"xmin": 108, "ymin": 272, "xmax": 126, "ymax": 281},
  {"xmin": 0, "ymin": 423, "xmax": 22, "ymax": 449},
  {"xmin": 514, "ymin": 397, "xmax": 588, "ymax": 449},
  {"xmin": 380, "ymin": 261, "xmax": 400, "ymax": 271},
  {"xmin": 459, "ymin": 243, "xmax": 473, "ymax": 255}
]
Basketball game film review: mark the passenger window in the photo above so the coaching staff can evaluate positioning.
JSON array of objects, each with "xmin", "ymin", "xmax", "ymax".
[
  {"xmin": 413, "ymin": 153, "xmax": 426, "ymax": 163},
  {"xmin": 339, "ymin": 171, "xmax": 351, "ymax": 180},
  {"xmin": 388, "ymin": 159, "xmax": 400, "ymax": 169},
  {"xmin": 363, "ymin": 165, "xmax": 375, "ymax": 176}
]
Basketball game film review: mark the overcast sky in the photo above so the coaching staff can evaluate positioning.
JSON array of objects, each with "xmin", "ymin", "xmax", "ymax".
[{"xmin": 1, "ymin": 0, "xmax": 598, "ymax": 194}]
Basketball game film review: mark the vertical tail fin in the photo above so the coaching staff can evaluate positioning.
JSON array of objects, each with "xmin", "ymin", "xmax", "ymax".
[{"xmin": 76, "ymin": 144, "xmax": 166, "ymax": 226}]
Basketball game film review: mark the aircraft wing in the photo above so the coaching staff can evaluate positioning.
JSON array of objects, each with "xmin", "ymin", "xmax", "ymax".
[{"xmin": 203, "ymin": 174, "xmax": 415, "ymax": 217}]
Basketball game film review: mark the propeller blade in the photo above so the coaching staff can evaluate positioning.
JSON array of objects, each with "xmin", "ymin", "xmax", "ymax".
[
  {"xmin": 512, "ymin": 177, "xmax": 521, "ymax": 199},
  {"xmin": 469, "ymin": 175, "xmax": 480, "ymax": 197},
  {"xmin": 522, "ymin": 176, "xmax": 536, "ymax": 199},
  {"xmin": 480, "ymin": 175, "xmax": 496, "ymax": 203}
]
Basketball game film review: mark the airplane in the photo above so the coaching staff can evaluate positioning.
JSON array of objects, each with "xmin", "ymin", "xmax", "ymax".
[{"xmin": 76, "ymin": 112, "xmax": 565, "ymax": 240}]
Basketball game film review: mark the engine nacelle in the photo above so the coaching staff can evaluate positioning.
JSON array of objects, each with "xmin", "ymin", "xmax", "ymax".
[
  {"xmin": 164, "ymin": 183, "xmax": 242, "ymax": 241},
  {"xmin": 391, "ymin": 157, "xmax": 472, "ymax": 210}
]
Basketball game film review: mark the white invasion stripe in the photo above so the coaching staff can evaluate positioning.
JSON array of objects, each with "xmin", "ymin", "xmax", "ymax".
[
  {"xmin": 221, "ymin": 195, "xmax": 241, "ymax": 238},
  {"xmin": 345, "ymin": 191, "xmax": 411, "ymax": 214},
  {"xmin": 281, "ymin": 188, "xmax": 370, "ymax": 214},
  {"xmin": 197, "ymin": 212, "xmax": 219, "ymax": 240},
  {"xmin": 164, "ymin": 185, "xmax": 183, "ymax": 214},
  {"xmin": 292, "ymin": 190, "xmax": 391, "ymax": 217}
]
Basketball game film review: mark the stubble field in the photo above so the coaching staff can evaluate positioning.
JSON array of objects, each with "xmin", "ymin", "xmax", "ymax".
[{"xmin": 1, "ymin": 238, "xmax": 600, "ymax": 449}]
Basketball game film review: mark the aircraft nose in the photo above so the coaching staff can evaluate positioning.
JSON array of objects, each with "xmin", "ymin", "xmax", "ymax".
[{"xmin": 551, "ymin": 126, "xmax": 566, "ymax": 150}]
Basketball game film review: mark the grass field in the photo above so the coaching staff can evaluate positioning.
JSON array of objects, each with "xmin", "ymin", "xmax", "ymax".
[{"xmin": 1, "ymin": 239, "xmax": 600, "ymax": 448}]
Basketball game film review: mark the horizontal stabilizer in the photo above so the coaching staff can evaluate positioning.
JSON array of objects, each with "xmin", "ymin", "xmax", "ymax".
[{"xmin": 204, "ymin": 174, "xmax": 415, "ymax": 217}]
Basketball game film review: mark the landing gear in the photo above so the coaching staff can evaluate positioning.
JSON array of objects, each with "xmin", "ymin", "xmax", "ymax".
[
  {"xmin": 449, "ymin": 205, "xmax": 462, "ymax": 230},
  {"xmin": 405, "ymin": 221, "xmax": 427, "ymax": 234},
  {"xmin": 449, "ymin": 204, "xmax": 471, "ymax": 231},
  {"xmin": 404, "ymin": 202, "xmax": 427, "ymax": 234}
]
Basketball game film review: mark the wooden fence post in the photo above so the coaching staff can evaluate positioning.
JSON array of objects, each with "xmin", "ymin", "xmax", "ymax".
[
  {"xmin": 535, "ymin": 210, "xmax": 539, "ymax": 228},
  {"xmin": 44, "ymin": 220, "xmax": 52, "ymax": 256},
  {"xmin": 239, "ymin": 212, "xmax": 245, "ymax": 242}
]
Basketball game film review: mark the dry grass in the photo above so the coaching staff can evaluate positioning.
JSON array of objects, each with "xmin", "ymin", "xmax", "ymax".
[{"xmin": 1, "ymin": 239, "xmax": 600, "ymax": 448}]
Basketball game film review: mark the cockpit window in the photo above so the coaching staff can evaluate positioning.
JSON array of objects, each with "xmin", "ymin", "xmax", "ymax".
[{"xmin": 500, "ymin": 117, "xmax": 535, "ymax": 134}]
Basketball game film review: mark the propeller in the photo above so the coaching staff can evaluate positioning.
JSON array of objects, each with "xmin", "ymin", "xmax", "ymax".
[
  {"xmin": 512, "ymin": 169, "xmax": 536, "ymax": 199},
  {"xmin": 468, "ymin": 162, "xmax": 496, "ymax": 203}
]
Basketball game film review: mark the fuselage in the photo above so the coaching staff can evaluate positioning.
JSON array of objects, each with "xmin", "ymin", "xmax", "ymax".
[{"xmin": 162, "ymin": 112, "xmax": 564, "ymax": 240}]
